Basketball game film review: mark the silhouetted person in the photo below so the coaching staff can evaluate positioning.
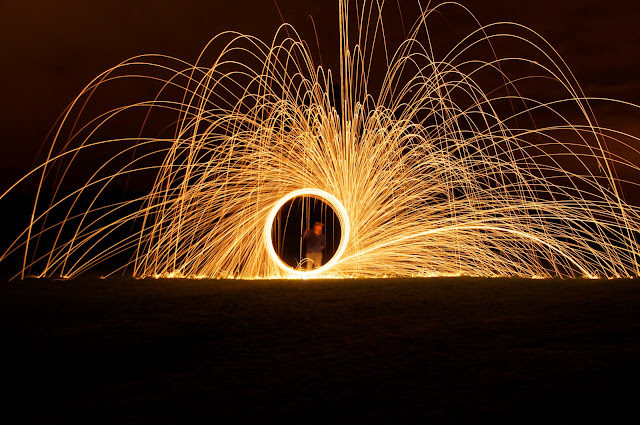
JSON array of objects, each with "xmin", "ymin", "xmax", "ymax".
[{"xmin": 303, "ymin": 222, "xmax": 325, "ymax": 270}]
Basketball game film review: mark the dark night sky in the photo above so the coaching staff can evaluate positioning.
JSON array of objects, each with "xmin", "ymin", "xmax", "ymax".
[{"xmin": 1, "ymin": 0, "xmax": 640, "ymax": 189}]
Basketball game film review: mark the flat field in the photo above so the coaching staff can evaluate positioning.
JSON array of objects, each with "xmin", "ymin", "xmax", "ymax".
[{"xmin": 2, "ymin": 277, "xmax": 639, "ymax": 423}]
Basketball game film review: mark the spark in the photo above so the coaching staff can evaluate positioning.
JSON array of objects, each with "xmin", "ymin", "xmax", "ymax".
[{"xmin": 2, "ymin": 1, "xmax": 640, "ymax": 280}]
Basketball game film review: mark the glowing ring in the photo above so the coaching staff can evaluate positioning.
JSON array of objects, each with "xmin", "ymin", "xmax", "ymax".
[{"xmin": 264, "ymin": 189, "xmax": 350, "ymax": 277}]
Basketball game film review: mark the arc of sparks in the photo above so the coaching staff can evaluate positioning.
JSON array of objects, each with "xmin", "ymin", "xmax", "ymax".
[{"xmin": 2, "ymin": 0, "xmax": 640, "ymax": 280}]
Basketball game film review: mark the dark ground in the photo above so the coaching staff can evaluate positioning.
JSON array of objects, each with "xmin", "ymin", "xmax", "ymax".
[{"xmin": 2, "ymin": 277, "xmax": 639, "ymax": 424}]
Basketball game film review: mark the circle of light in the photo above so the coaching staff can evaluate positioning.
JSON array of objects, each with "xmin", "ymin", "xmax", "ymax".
[{"xmin": 264, "ymin": 189, "xmax": 350, "ymax": 277}]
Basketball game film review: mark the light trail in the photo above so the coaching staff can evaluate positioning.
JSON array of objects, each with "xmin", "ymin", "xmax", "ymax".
[
  {"xmin": 2, "ymin": 0, "xmax": 640, "ymax": 279},
  {"xmin": 264, "ymin": 188, "xmax": 350, "ymax": 277}
]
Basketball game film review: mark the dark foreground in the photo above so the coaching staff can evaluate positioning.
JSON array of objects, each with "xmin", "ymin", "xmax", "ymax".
[{"xmin": 2, "ymin": 277, "xmax": 640, "ymax": 424}]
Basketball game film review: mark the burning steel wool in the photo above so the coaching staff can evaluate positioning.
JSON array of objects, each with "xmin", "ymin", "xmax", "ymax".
[{"xmin": 2, "ymin": 1, "xmax": 640, "ymax": 279}]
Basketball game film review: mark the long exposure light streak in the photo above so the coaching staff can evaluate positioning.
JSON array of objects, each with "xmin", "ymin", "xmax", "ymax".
[
  {"xmin": 2, "ymin": 0, "xmax": 640, "ymax": 279},
  {"xmin": 265, "ymin": 188, "xmax": 350, "ymax": 277}
]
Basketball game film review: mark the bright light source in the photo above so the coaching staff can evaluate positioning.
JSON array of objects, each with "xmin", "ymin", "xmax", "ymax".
[{"xmin": 264, "ymin": 189, "xmax": 350, "ymax": 278}]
